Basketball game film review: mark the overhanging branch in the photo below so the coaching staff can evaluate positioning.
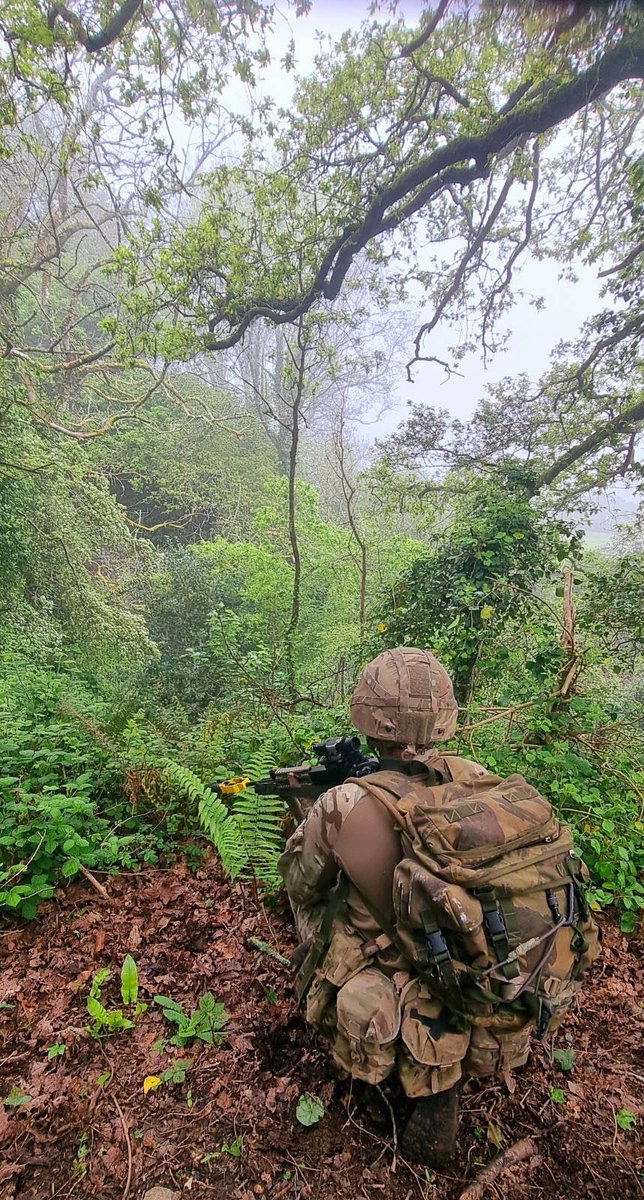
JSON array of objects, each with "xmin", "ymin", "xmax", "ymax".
[
  {"xmin": 535, "ymin": 396, "xmax": 644, "ymax": 490},
  {"xmin": 47, "ymin": 0, "xmax": 144, "ymax": 53},
  {"xmin": 202, "ymin": 28, "xmax": 644, "ymax": 352}
]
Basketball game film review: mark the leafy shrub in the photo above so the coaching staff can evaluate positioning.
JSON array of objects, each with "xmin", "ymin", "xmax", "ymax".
[
  {"xmin": 466, "ymin": 700, "xmax": 644, "ymax": 930},
  {"xmin": 0, "ymin": 669, "xmax": 164, "ymax": 918}
]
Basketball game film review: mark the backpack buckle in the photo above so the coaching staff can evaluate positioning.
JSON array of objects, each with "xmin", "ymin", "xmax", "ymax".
[{"xmin": 425, "ymin": 927, "xmax": 451, "ymax": 967}]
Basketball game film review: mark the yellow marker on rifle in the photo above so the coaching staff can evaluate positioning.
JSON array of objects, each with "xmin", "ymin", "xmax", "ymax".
[{"xmin": 218, "ymin": 775, "xmax": 250, "ymax": 795}]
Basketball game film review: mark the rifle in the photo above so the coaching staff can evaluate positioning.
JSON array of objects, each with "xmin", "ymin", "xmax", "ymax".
[{"xmin": 249, "ymin": 736, "xmax": 379, "ymax": 823}]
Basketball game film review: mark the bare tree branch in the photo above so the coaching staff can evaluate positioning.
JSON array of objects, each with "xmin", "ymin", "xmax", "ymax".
[{"xmin": 400, "ymin": 1, "xmax": 450, "ymax": 59}]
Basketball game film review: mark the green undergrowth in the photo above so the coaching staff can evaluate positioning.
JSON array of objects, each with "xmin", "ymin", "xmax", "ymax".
[
  {"xmin": 1, "ymin": 656, "xmax": 642, "ymax": 931},
  {"xmin": 460, "ymin": 696, "xmax": 644, "ymax": 932},
  {"xmin": 0, "ymin": 661, "xmax": 334, "ymax": 918}
]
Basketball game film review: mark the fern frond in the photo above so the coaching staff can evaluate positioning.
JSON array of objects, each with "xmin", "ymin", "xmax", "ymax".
[
  {"xmin": 163, "ymin": 760, "xmax": 249, "ymax": 880},
  {"xmin": 229, "ymin": 789, "xmax": 286, "ymax": 889},
  {"xmin": 244, "ymin": 745, "xmax": 282, "ymax": 783}
]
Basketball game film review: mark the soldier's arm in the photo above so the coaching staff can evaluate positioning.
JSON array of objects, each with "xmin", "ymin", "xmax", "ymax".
[{"xmin": 277, "ymin": 782, "xmax": 365, "ymax": 944}]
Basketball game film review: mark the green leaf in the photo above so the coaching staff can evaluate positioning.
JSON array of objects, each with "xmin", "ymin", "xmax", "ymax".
[
  {"xmin": 553, "ymin": 1048, "xmax": 576, "ymax": 1072},
  {"xmin": 120, "ymin": 954, "xmax": 139, "ymax": 1005},
  {"xmin": 549, "ymin": 1088, "xmax": 566, "ymax": 1106},
  {"xmin": 296, "ymin": 1093, "xmax": 325, "ymax": 1126},
  {"xmin": 4, "ymin": 1086, "xmax": 32, "ymax": 1107},
  {"xmin": 615, "ymin": 1109, "xmax": 636, "ymax": 1131},
  {"xmin": 87, "ymin": 995, "xmax": 110, "ymax": 1025},
  {"xmin": 47, "ymin": 1042, "xmax": 66, "ymax": 1060}
]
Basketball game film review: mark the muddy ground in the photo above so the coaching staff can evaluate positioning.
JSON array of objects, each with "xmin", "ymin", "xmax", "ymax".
[{"xmin": 0, "ymin": 854, "xmax": 642, "ymax": 1200}]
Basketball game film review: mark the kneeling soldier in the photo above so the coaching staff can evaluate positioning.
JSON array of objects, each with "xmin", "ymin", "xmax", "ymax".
[{"xmin": 278, "ymin": 647, "xmax": 599, "ymax": 1165}]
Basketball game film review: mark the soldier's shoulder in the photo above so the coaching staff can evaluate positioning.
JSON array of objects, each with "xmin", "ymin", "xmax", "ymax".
[
  {"xmin": 316, "ymin": 780, "xmax": 371, "ymax": 812},
  {"xmin": 436, "ymin": 753, "xmax": 488, "ymax": 781}
]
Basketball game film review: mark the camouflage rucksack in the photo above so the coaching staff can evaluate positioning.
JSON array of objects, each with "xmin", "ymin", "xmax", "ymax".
[{"xmin": 352, "ymin": 764, "xmax": 600, "ymax": 1036}]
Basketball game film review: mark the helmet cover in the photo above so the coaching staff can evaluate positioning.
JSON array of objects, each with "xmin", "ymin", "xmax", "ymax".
[{"xmin": 350, "ymin": 646, "xmax": 457, "ymax": 744}]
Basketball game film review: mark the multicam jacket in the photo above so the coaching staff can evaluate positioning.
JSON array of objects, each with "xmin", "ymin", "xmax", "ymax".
[{"xmin": 278, "ymin": 754, "xmax": 485, "ymax": 951}]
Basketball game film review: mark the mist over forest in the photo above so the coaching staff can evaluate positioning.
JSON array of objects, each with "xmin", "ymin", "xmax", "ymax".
[{"xmin": 0, "ymin": 2, "xmax": 642, "ymax": 1196}]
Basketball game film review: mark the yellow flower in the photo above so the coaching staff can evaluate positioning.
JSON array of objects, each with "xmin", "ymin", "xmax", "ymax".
[
  {"xmin": 376, "ymin": 622, "xmax": 386, "ymax": 633},
  {"xmin": 143, "ymin": 1075, "xmax": 162, "ymax": 1095}
]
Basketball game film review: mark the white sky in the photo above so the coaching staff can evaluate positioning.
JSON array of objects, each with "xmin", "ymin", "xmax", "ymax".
[
  {"xmin": 228, "ymin": 1, "xmax": 634, "ymax": 529},
  {"xmin": 250, "ymin": 1, "xmax": 606, "ymax": 433}
]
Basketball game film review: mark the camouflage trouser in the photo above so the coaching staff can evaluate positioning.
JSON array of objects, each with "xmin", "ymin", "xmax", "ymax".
[{"xmin": 304, "ymin": 924, "xmax": 546, "ymax": 1097}]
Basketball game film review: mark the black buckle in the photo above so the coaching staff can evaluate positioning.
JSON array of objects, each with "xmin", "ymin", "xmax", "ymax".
[
  {"xmin": 485, "ymin": 909, "xmax": 506, "ymax": 939},
  {"xmin": 426, "ymin": 927, "xmax": 451, "ymax": 967}
]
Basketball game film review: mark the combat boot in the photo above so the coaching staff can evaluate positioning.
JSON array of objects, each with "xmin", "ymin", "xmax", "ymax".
[{"xmin": 401, "ymin": 1083, "xmax": 460, "ymax": 1168}]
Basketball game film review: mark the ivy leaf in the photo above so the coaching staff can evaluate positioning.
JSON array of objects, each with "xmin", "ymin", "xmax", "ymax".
[
  {"xmin": 296, "ymin": 1093, "xmax": 325, "ymax": 1126},
  {"xmin": 3, "ymin": 1086, "xmax": 32, "ymax": 1107},
  {"xmin": 553, "ymin": 1048, "xmax": 576, "ymax": 1072}
]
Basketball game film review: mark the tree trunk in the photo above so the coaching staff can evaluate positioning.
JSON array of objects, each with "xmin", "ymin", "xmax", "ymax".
[{"xmin": 284, "ymin": 318, "xmax": 307, "ymax": 697}]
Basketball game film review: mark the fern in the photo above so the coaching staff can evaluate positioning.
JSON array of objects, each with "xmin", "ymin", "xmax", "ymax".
[
  {"xmin": 243, "ymin": 744, "xmax": 282, "ymax": 784},
  {"xmin": 163, "ymin": 761, "xmax": 248, "ymax": 879},
  {"xmin": 229, "ymin": 790, "xmax": 286, "ymax": 890},
  {"xmin": 163, "ymin": 760, "xmax": 285, "ymax": 886}
]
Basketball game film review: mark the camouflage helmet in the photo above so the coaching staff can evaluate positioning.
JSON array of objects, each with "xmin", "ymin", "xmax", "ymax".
[{"xmin": 350, "ymin": 647, "xmax": 458, "ymax": 745}]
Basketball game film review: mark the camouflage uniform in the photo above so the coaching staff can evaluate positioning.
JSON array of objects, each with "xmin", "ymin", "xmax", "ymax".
[
  {"xmin": 278, "ymin": 754, "xmax": 540, "ymax": 1096},
  {"xmin": 279, "ymin": 648, "xmax": 600, "ymax": 1101}
]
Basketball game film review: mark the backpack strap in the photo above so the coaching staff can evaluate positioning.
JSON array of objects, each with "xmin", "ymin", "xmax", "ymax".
[
  {"xmin": 472, "ymin": 887, "xmax": 522, "ymax": 981},
  {"xmin": 432, "ymin": 754, "xmax": 488, "ymax": 783},
  {"xmin": 345, "ymin": 777, "xmax": 408, "ymax": 826},
  {"xmin": 295, "ymin": 874, "xmax": 349, "ymax": 1003},
  {"xmin": 354, "ymin": 887, "xmax": 470, "ymax": 1028}
]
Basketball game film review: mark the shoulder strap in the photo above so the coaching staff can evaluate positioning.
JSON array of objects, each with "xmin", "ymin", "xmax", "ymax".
[
  {"xmin": 344, "ymin": 776, "xmax": 408, "ymax": 828},
  {"xmin": 433, "ymin": 754, "xmax": 488, "ymax": 783},
  {"xmin": 295, "ymin": 874, "xmax": 349, "ymax": 1003}
]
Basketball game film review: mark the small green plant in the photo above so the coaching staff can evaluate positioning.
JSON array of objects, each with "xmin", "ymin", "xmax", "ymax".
[
  {"xmin": 96, "ymin": 1072, "xmax": 111, "ymax": 1087},
  {"xmin": 160, "ymin": 1059, "xmax": 191, "ymax": 1085},
  {"xmin": 154, "ymin": 992, "xmax": 228, "ymax": 1046},
  {"xmin": 201, "ymin": 1136, "xmax": 243, "ymax": 1162},
  {"xmin": 553, "ymin": 1048, "xmax": 576, "ymax": 1072},
  {"xmin": 120, "ymin": 955, "xmax": 139, "ymax": 1005},
  {"xmin": 263, "ymin": 986, "xmax": 278, "ymax": 1005},
  {"xmin": 47, "ymin": 1042, "xmax": 66, "ymax": 1060},
  {"xmin": 3, "ymin": 1086, "xmax": 32, "ymax": 1107},
  {"xmin": 86, "ymin": 960, "xmax": 146, "ymax": 1038},
  {"xmin": 615, "ymin": 1108, "xmax": 636, "ymax": 1131},
  {"xmin": 549, "ymin": 1087, "xmax": 566, "ymax": 1106},
  {"xmin": 73, "ymin": 1134, "xmax": 89, "ymax": 1176},
  {"xmin": 296, "ymin": 1093, "xmax": 325, "ymax": 1126}
]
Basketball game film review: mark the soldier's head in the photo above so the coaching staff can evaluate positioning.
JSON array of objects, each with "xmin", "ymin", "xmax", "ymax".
[{"xmin": 349, "ymin": 646, "xmax": 457, "ymax": 755}]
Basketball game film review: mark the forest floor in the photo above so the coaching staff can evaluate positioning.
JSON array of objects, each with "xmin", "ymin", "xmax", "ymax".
[{"xmin": 0, "ymin": 852, "xmax": 642, "ymax": 1200}]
